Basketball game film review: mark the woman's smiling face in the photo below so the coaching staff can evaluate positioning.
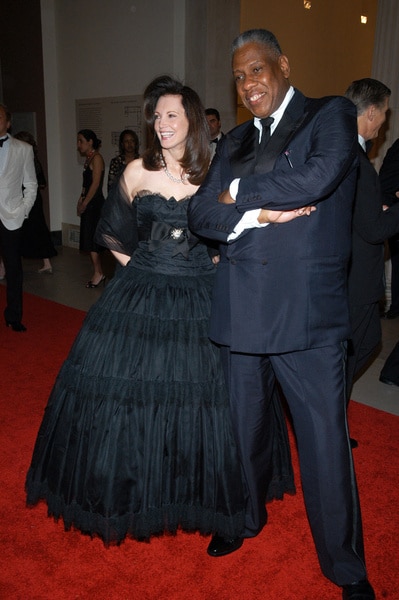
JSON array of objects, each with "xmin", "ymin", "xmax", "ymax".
[{"xmin": 154, "ymin": 94, "xmax": 189, "ymax": 153}]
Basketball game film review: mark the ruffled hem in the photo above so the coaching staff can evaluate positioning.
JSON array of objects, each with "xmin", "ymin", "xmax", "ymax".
[{"xmin": 26, "ymin": 482, "xmax": 245, "ymax": 545}]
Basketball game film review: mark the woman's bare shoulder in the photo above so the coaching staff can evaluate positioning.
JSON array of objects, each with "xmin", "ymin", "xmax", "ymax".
[
  {"xmin": 92, "ymin": 152, "xmax": 104, "ymax": 167},
  {"xmin": 126, "ymin": 157, "xmax": 143, "ymax": 169},
  {"xmin": 122, "ymin": 158, "xmax": 147, "ymax": 200}
]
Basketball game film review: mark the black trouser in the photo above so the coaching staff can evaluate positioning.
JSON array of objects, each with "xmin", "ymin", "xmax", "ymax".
[
  {"xmin": 221, "ymin": 343, "xmax": 367, "ymax": 586},
  {"xmin": 0, "ymin": 220, "xmax": 23, "ymax": 323},
  {"xmin": 388, "ymin": 235, "xmax": 399, "ymax": 313},
  {"xmin": 380, "ymin": 341, "xmax": 399, "ymax": 385},
  {"xmin": 346, "ymin": 302, "xmax": 381, "ymax": 402}
]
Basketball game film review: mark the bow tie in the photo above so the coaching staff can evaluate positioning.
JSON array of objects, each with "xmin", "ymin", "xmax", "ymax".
[
  {"xmin": 211, "ymin": 138, "xmax": 219, "ymax": 144},
  {"xmin": 0, "ymin": 136, "xmax": 9, "ymax": 148}
]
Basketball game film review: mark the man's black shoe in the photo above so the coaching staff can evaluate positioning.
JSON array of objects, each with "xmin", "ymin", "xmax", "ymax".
[
  {"xmin": 207, "ymin": 534, "xmax": 243, "ymax": 557},
  {"xmin": 6, "ymin": 321, "xmax": 27, "ymax": 332},
  {"xmin": 342, "ymin": 579, "xmax": 375, "ymax": 599},
  {"xmin": 385, "ymin": 308, "xmax": 399, "ymax": 319},
  {"xmin": 379, "ymin": 375, "xmax": 398, "ymax": 387}
]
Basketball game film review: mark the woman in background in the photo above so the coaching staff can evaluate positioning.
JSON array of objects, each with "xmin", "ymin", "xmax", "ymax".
[
  {"xmin": 77, "ymin": 129, "xmax": 105, "ymax": 288},
  {"xmin": 14, "ymin": 131, "xmax": 57, "ymax": 274},
  {"xmin": 107, "ymin": 129, "xmax": 139, "ymax": 192}
]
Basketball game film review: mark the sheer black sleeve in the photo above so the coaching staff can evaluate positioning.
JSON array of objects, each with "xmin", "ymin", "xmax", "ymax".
[{"xmin": 95, "ymin": 178, "xmax": 138, "ymax": 257}]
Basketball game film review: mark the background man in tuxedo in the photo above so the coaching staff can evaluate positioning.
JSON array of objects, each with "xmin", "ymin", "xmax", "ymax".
[
  {"xmin": 205, "ymin": 108, "xmax": 223, "ymax": 161},
  {"xmin": 188, "ymin": 29, "xmax": 375, "ymax": 600},
  {"xmin": 0, "ymin": 104, "xmax": 37, "ymax": 331},
  {"xmin": 344, "ymin": 79, "xmax": 399, "ymax": 410}
]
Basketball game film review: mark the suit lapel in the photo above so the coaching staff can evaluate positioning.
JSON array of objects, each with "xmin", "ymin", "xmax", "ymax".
[
  {"xmin": 254, "ymin": 110, "xmax": 297, "ymax": 174},
  {"xmin": 255, "ymin": 91, "xmax": 308, "ymax": 174},
  {"xmin": 229, "ymin": 122, "xmax": 258, "ymax": 178}
]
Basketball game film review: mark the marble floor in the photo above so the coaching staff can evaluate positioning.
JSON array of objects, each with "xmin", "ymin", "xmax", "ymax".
[{"xmin": 3, "ymin": 245, "xmax": 399, "ymax": 416}]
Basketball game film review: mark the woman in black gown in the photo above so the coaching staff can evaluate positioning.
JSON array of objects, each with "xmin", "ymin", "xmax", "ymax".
[{"xmin": 26, "ymin": 76, "xmax": 295, "ymax": 550}]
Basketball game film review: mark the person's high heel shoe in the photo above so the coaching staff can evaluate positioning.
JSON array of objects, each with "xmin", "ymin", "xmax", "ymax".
[
  {"xmin": 85, "ymin": 275, "xmax": 106, "ymax": 288},
  {"xmin": 38, "ymin": 266, "xmax": 53, "ymax": 274}
]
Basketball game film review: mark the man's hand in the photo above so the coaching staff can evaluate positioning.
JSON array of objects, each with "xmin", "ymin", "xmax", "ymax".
[
  {"xmin": 258, "ymin": 206, "xmax": 316, "ymax": 224},
  {"xmin": 218, "ymin": 190, "xmax": 235, "ymax": 204}
]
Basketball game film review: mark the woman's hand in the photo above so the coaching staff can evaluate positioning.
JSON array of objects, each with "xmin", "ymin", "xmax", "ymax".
[{"xmin": 77, "ymin": 196, "xmax": 86, "ymax": 217}]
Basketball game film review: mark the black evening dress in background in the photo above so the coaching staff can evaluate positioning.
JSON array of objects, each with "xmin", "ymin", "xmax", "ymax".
[
  {"xmin": 107, "ymin": 154, "xmax": 126, "ymax": 192},
  {"xmin": 21, "ymin": 158, "xmax": 57, "ymax": 260},
  {"xmin": 25, "ymin": 183, "xmax": 294, "ymax": 545},
  {"xmin": 79, "ymin": 164, "xmax": 105, "ymax": 253}
]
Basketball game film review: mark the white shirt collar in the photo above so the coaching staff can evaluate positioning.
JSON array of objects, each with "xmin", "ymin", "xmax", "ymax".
[
  {"xmin": 254, "ymin": 86, "xmax": 295, "ymax": 135},
  {"xmin": 358, "ymin": 134, "xmax": 367, "ymax": 152}
]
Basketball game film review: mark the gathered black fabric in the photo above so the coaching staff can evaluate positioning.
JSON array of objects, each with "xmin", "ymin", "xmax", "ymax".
[
  {"xmin": 95, "ymin": 177, "xmax": 138, "ymax": 257},
  {"xmin": 26, "ymin": 185, "xmax": 294, "ymax": 545}
]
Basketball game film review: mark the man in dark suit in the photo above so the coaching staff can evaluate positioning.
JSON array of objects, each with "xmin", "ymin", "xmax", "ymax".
[
  {"xmin": 344, "ymin": 79, "xmax": 399, "ymax": 405},
  {"xmin": 205, "ymin": 108, "xmax": 224, "ymax": 161},
  {"xmin": 379, "ymin": 138, "xmax": 399, "ymax": 319},
  {"xmin": 188, "ymin": 29, "xmax": 375, "ymax": 600}
]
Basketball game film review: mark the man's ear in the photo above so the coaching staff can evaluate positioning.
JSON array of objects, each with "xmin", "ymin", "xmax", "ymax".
[
  {"xmin": 279, "ymin": 55, "xmax": 291, "ymax": 79},
  {"xmin": 367, "ymin": 104, "xmax": 376, "ymax": 121}
]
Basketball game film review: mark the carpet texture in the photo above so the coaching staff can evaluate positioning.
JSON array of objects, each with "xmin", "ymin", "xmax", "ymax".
[{"xmin": 0, "ymin": 288, "xmax": 398, "ymax": 599}]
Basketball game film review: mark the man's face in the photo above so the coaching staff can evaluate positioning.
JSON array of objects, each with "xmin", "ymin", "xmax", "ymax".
[
  {"xmin": 232, "ymin": 41, "xmax": 290, "ymax": 118},
  {"xmin": 0, "ymin": 107, "xmax": 11, "ymax": 137},
  {"xmin": 206, "ymin": 114, "xmax": 221, "ymax": 139}
]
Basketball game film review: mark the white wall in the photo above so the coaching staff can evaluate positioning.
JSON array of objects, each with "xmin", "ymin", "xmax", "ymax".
[{"xmin": 40, "ymin": 0, "xmax": 239, "ymax": 233}]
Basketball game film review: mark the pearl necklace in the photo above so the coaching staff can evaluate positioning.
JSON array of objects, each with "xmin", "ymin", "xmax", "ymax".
[{"xmin": 160, "ymin": 154, "xmax": 189, "ymax": 184}]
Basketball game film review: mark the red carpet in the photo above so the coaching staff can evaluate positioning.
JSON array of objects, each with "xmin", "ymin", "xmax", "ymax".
[{"xmin": 0, "ymin": 288, "xmax": 398, "ymax": 599}]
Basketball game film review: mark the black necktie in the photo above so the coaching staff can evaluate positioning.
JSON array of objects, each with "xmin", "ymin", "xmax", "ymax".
[
  {"xmin": 0, "ymin": 136, "xmax": 8, "ymax": 148},
  {"xmin": 257, "ymin": 117, "xmax": 274, "ymax": 154}
]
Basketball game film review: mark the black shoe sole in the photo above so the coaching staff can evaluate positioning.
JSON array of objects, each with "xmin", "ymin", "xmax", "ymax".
[
  {"xmin": 207, "ymin": 536, "xmax": 243, "ymax": 557},
  {"xmin": 379, "ymin": 376, "xmax": 398, "ymax": 387}
]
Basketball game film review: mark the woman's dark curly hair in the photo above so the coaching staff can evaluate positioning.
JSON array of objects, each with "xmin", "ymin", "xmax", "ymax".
[
  {"xmin": 142, "ymin": 75, "xmax": 210, "ymax": 185},
  {"xmin": 78, "ymin": 129, "xmax": 102, "ymax": 150}
]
